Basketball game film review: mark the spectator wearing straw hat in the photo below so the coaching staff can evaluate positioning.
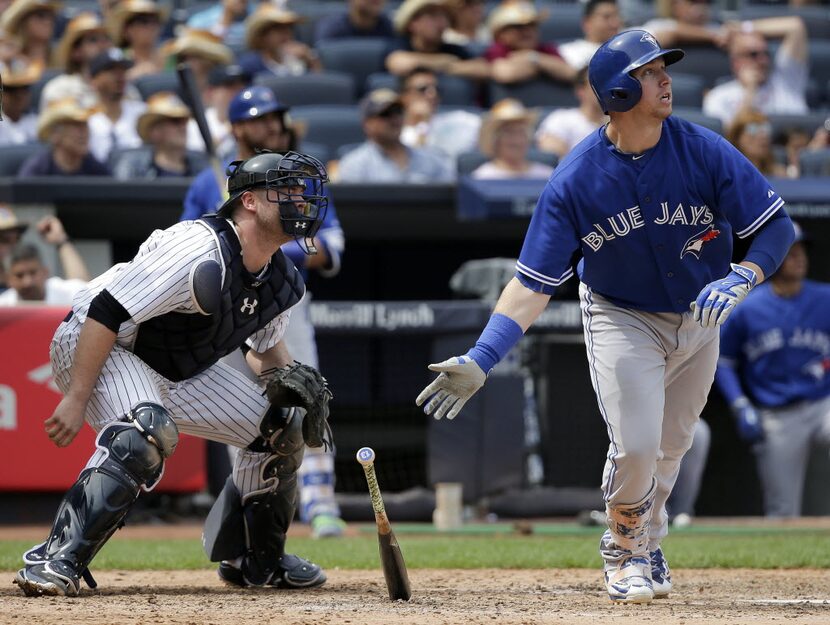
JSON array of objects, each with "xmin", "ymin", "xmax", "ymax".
[
  {"xmin": 237, "ymin": 3, "xmax": 321, "ymax": 80},
  {"xmin": 485, "ymin": 0, "xmax": 576, "ymax": 85},
  {"xmin": 385, "ymin": 0, "xmax": 490, "ymax": 80},
  {"xmin": 0, "ymin": 0, "xmax": 58, "ymax": 68},
  {"xmin": 108, "ymin": 0, "xmax": 167, "ymax": 81},
  {"xmin": 40, "ymin": 12, "xmax": 112, "ymax": 110},
  {"xmin": 163, "ymin": 29, "xmax": 234, "ymax": 105},
  {"xmin": 112, "ymin": 92, "xmax": 209, "ymax": 179},
  {"xmin": 0, "ymin": 59, "xmax": 43, "ymax": 146},
  {"xmin": 0, "ymin": 205, "xmax": 29, "ymax": 292},
  {"xmin": 471, "ymin": 98, "xmax": 553, "ymax": 180},
  {"xmin": 87, "ymin": 47, "xmax": 146, "ymax": 163},
  {"xmin": 187, "ymin": 0, "xmax": 251, "ymax": 50},
  {"xmin": 17, "ymin": 98, "xmax": 109, "ymax": 176},
  {"xmin": 337, "ymin": 88, "xmax": 454, "ymax": 182}
]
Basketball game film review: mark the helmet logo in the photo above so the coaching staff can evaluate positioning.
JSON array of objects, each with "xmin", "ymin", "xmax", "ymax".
[{"xmin": 640, "ymin": 32, "xmax": 659, "ymax": 48}]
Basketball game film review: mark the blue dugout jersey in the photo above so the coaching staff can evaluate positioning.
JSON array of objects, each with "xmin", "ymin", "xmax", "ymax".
[
  {"xmin": 517, "ymin": 116, "xmax": 785, "ymax": 312},
  {"xmin": 719, "ymin": 280, "xmax": 830, "ymax": 407}
]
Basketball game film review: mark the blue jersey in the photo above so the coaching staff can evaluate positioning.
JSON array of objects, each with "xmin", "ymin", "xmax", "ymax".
[
  {"xmin": 719, "ymin": 280, "xmax": 830, "ymax": 407},
  {"xmin": 181, "ymin": 163, "xmax": 345, "ymax": 278},
  {"xmin": 517, "ymin": 116, "xmax": 784, "ymax": 312}
]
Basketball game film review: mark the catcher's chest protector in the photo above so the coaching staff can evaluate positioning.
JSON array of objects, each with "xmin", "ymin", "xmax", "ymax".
[{"xmin": 133, "ymin": 217, "xmax": 305, "ymax": 381}]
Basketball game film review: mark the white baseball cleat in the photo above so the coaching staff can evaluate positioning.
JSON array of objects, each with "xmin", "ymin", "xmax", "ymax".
[
  {"xmin": 650, "ymin": 547, "xmax": 672, "ymax": 598},
  {"xmin": 604, "ymin": 555, "xmax": 654, "ymax": 604}
]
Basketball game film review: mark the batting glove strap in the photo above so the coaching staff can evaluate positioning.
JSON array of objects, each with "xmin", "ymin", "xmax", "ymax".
[
  {"xmin": 415, "ymin": 356, "xmax": 487, "ymax": 420},
  {"xmin": 692, "ymin": 263, "xmax": 757, "ymax": 328}
]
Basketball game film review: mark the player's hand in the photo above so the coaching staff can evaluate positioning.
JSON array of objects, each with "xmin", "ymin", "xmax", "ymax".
[
  {"xmin": 44, "ymin": 396, "xmax": 87, "ymax": 447},
  {"xmin": 416, "ymin": 355, "xmax": 487, "ymax": 420},
  {"xmin": 691, "ymin": 263, "xmax": 757, "ymax": 328},
  {"xmin": 730, "ymin": 397, "xmax": 764, "ymax": 444}
]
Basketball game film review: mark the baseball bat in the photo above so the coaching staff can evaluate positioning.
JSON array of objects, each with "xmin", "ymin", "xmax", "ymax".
[
  {"xmin": 176, "ymin": 61, "xmax": 228, "ymax": 201},
  {"xmin": 356, "ymin": 447, "xmax": 412, "ymax": 601}
]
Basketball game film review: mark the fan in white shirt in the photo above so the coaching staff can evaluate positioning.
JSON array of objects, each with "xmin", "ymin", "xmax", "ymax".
[{"xmin": 558, "ymin": 0, "xmax": 623, "ymax": 70}]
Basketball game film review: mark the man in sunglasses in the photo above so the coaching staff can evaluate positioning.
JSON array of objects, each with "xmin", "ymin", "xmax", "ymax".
[{"xmin": 703, "ymin": 15, "xmax": 808, "ymax": 127}]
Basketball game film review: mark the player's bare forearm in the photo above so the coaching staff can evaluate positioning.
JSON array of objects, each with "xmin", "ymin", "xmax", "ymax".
[
  {"xmin": 246, "ymin": 341, "xmax": 293, "ymax": 376},
  {"xmin": 65, "ymin": 318, "xmax": 117, "ymax": 404},
  {"xmin": 493, "ymin": 277, "xmax": 552, "ymax": 332},
  {"xmin": 737, "ymin": 261, "xmax": 765, "ymax": 284}
]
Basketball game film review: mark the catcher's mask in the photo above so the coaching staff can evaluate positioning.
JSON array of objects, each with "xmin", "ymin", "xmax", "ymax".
[{"xmin": 218, "ymin": 150, "xmax": 328, "ymax": 254}]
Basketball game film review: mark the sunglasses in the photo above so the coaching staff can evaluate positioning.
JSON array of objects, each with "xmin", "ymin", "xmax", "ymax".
[
  {"xmin": 738, "ymin": 49, "xmax": 768, "ymax": 60},
  {"xmin": 128, "ymin": 14, "xmax": 160, "ymax": 27},
  {"xmin": 377, "ymin": 105, "xmax": 404, "ymax": 119},
  {"xmin": 744, "ymin": 122, "xmax": 771, "ymax": 136},
  {"xmin": 408, "ymin": 83, "xmax": 439, "ymax": 95}
]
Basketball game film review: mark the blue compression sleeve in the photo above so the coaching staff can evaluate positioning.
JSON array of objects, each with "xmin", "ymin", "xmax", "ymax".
[
  {"xmin": 743, "ymin": 211, "xmax": 795, "ymax": 279},
  {"xmin": 714, "ymin": 361, "xmax": 746, "ymax": 406},
  {"xmin": 466, "ymin": 313, "xmax": 524, "ymax": 373}
]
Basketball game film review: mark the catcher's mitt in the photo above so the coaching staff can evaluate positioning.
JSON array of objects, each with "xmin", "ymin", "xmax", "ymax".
[{"xmin": 262, "ymin": 361, "xmax": 334, "ymax": 450}]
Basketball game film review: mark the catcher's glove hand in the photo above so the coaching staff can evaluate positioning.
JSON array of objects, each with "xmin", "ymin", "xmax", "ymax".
[{"xmin": 262, "ymin": 361, "xmax": 334, "ymax": 450}]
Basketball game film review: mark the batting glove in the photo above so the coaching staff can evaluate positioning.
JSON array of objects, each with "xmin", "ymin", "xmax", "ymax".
[
  {"xmin": 730, "ymin": 397, "xmax": 764, "ymax": 444},
  {"xmin": 692, "ymin": 263, "xmax": 757, "ymax": 328},
  {"xmin": 415, "ymin": 355, "xmax": 487, "ymax": 420}
]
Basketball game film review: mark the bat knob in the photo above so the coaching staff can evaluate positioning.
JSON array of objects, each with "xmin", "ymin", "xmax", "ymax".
[{"xmin": 356, "ymin": 447, "xmax": 376, "ymax": 466}]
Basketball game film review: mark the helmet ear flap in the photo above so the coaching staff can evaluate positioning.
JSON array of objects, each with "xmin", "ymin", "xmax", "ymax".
[{"xmin": 606, "ymin": 73, "xmax": 643, "ymax": 113}]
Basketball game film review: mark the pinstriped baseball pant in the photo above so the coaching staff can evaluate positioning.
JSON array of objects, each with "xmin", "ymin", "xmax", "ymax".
[
  {"xmin": 50, "ymin": 318, "xmax": 279, "ymax": 500},
  {"xmin": 579, "ymin": 284, "xmax": 719, "ymax": 550}
]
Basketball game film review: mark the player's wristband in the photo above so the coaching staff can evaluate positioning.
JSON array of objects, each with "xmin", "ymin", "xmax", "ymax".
[
  {"xmin": 466, "ymin": 313, "xmax": 524, "ymax": 374},
  {"xmin": 729, "ymin": 263, "xmax": 757, "ymax": 289}
]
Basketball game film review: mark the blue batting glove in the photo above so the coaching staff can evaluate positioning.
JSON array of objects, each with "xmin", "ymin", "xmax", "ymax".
[
  {"xmin": 691, "ymin": 263, "xmax": 757, "ymax": 328},
  {"xmin": 731, "ymin": 397, "xmax": 764, "ymax": 444}
]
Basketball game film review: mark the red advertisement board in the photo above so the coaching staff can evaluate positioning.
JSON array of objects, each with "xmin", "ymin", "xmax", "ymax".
[{"xmin": 0, "ymin": 307, "xmax": 206, "ymax": 492}]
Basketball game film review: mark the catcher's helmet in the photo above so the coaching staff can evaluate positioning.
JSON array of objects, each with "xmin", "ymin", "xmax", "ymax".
[
  {"xmin": 588, "ymin": 30, "xmax": 684, "ymax": 114},
  {"xmin": 228, "ymin": 85, "xmax": 288, "ymax": 123},
  {"xmin": 218, "ymin": 151, "xmax": 329, "ymax": 248}
]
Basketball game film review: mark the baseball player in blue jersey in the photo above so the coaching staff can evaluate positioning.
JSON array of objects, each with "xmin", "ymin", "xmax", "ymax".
[
  {"xmin": 715, "ymin": 223, "xmax": 830, "ymax": 517},
  {"xmin": 417, "ymin": 30, "xmax": 795, "ymax": 604},
  {"xmin": 183, "ymin": 86, "xmax": 347, "ymax": 538}
]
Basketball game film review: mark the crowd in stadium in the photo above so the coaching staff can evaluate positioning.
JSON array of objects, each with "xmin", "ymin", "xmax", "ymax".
[{"xmin": 0, "ymin": 0, "xmax": 828, "ymax": 183}]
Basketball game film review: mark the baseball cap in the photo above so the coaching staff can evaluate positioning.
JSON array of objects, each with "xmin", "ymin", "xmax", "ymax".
[
  {"xmin": 89, "ymin": 47, "xmax": 134, "ymax": 77},
  {"xmin": 227, "ymin": 85, "xmax": 289, "ymax": 123},
  {"xmin": 208, "ymin": 63, "xmax": 252, "ymax": 87},
  {"xmin": 359, "ymin": 89, "xmax": 404, "ymax": 119}
]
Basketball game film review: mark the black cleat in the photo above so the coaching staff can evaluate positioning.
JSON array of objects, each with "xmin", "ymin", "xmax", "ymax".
[
  {"xmin": 14, "ymin": 561, "xmax": 81, "ymax": 597},
  {"xmin": 218, "ymin": 553, "xmax": 327, "ymax": 589}
]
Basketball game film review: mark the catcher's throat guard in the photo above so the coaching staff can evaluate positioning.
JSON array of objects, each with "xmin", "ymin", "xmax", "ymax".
[{"xmin": 220, "ymin": 151, "xmax": 329, "ymax": 254}]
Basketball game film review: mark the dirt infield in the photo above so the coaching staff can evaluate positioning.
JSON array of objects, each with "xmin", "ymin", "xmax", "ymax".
[{"xmin": 2, "ymin": 568, "xmax": 829, "ymax": 625}]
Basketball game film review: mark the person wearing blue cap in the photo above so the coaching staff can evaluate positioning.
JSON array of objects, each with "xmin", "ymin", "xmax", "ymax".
[
  {"xmin": 716, "ymin": 222, "xmax": 830, "ymax": 518},
  {"xmin": 182, "ymin": 85, "xmax": 347, "ymax": 539},
  {"xmin": 416, "ymin": 29, "xmax": 796, "ymax": 603}
]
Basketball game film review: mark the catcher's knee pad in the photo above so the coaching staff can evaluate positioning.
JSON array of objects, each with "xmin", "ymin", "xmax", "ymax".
[
  {"xmin": 249, "ymin": 406, "xmax": 306, "ymax": 477},
  {"xmin": 103, "ymin": 402, "xmax": 180, "ymax": 489}
]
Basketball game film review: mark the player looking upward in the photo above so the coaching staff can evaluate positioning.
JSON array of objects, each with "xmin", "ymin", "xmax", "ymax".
[{"xmin": 417, "ymin": 30, "xmax": 795, "ymax": 604}]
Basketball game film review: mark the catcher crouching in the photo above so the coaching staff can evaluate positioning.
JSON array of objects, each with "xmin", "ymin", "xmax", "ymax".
[{"xmin": 15, "ymin": 151, "xmax": 334, "ymax": 596}]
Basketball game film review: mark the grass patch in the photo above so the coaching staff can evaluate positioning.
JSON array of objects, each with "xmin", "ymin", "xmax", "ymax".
[{"xmin": 2, "ymin": 529, "xmax": 829, "ymax": 570}]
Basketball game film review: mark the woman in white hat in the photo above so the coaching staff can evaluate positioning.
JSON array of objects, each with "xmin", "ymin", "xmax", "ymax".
[
  {"xmin": 0, "ymin": 59, "xmax": 43, "ymax": 145},
  {"xmin": 109, "ymin": 0, "xmax": 167, "ymax": 81},
  {"xmin": 0, "ymin": 0, "xmax": 58, "ymax": 68},
  {"xmin": 237, "ymin": 3, "xmax": 321, "ymax": 80},
  {"xmin": 471, "ymin": 98, "xmax": 553, "ymax": 179}
]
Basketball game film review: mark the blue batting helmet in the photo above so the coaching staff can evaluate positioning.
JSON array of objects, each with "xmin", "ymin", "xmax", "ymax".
[
  {"xmin": 228, "ymin": 85, "xmax": 288, "ymax": 123},
  {"xmin": 588, "ymin": 30, "xmax": 684, "ymax": 114}
]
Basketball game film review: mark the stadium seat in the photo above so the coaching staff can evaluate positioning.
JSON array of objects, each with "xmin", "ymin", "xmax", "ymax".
[
  {"xmin": 0, "ymin": 143, "xmax": 45, "ymax": 176},
  {"xmin": 133, "ymin": 72, "xmax": 181, "ymax": 101},
  {"xmin": 539, "ymin": 4, "xmax": 583, "ymax": 43},
  {"xmin": 298, "ymin": 141, "xmax": 331, "ymax": 165},
  {"xmin": 365, "ymin": 72, "xmax": 398, "ymax": 93},
  {"xmin": 799, "ymin": 148, "xmax": 830, "ymax": 177},
  {"xmin": 767, "ymin": 112, "xmax": 829, "ymax": 140},
  {"xmin": 457, "ymin": 149, "xmax": 558, "ymax": 176},
  {"xmin": 255, "ymin": 71, "xmax": 357, "ymax": 106},
  {"xmin": 675, "ymin": 45, "xmax": 731, "ymax": 89},
  {"xmin": 738, "ymin": 5, "xmax": 830, "ymax": 41},
  {"xmin": 316, "ymin": 38, "xmax": 391, "ymax": 98},
  {"xmin": 669, "ymin": 73, "xmax": 705, "ymax": 109},
  {"xmin": 290, "ymin": 105, "xmax": 365, "ymax": 153},
  {"xmin": 489, "ymin": 78, "xmax": 578, "ymax": 108},
  {"xmin": 672, "ymin": 107, "xmax": 723, "ymax": 135}
]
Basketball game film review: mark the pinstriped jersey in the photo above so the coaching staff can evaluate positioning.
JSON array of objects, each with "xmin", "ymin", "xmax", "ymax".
[
  {"xmin": 68, "ymin": 220, "xmax": 291, "ymax": 354},
  {"xmin": 516, "ymin": 115, "xmax": 785, "ymax": 313}
]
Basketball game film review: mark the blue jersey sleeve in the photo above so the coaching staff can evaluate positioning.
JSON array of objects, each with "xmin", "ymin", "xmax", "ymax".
[
  {"xmin": 711, "ymin": 137, "xmax": 785, "ymax": 239},
  {"xmin": 181, "ymin": 168, "xmax": 223, "ymax": 222},
  {"xmin": 515, "ymin": 182, "xmax": 580, "ymax": 295}
]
